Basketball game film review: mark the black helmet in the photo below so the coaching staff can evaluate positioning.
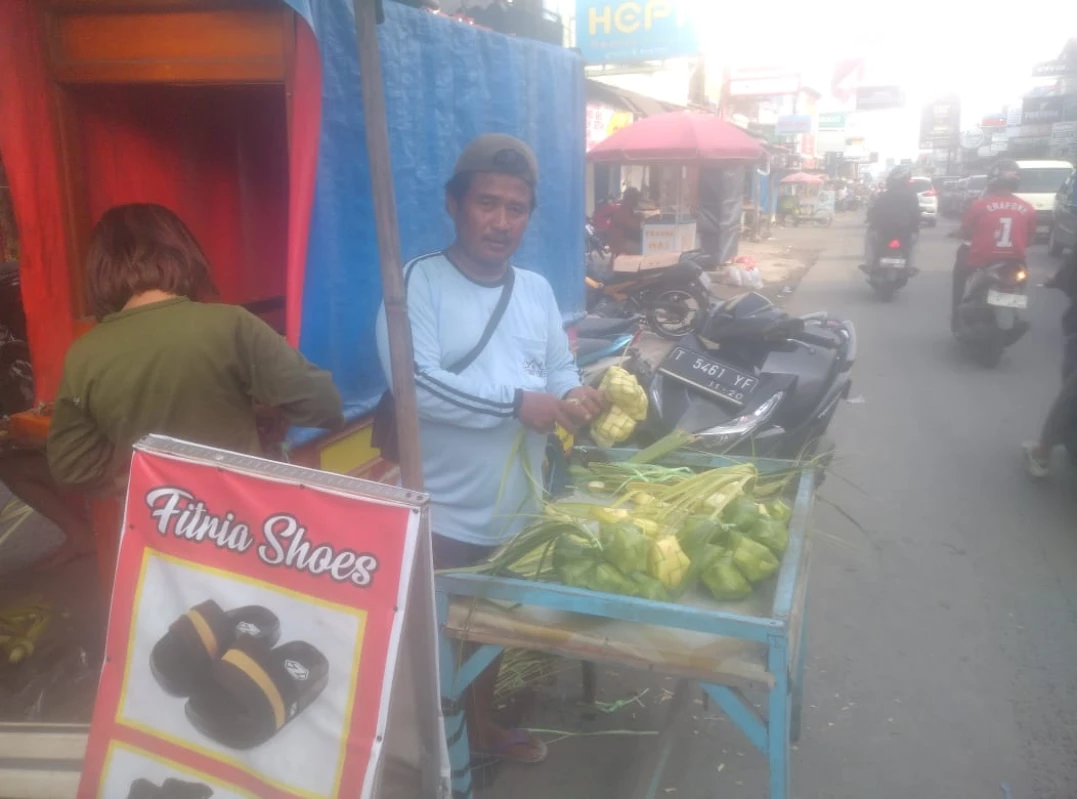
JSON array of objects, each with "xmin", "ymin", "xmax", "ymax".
[
  {"xmin": 987, "ymin": 158, "xmax": 1020, "ymax": 192},
  {"xmin": 886, "ymin": 165, "xmax": 912, "ymax": 190}
]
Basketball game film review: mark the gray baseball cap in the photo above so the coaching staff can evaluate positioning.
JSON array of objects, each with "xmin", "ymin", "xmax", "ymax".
[{"xmin": 452, "ymin": 134, "xmax": 538, "ymax": 187}]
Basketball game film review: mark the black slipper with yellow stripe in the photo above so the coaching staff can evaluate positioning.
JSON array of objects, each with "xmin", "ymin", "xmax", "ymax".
[
  {"xmin": 150, "ymin": 601, "xmax": 280, "ymax": 697},
  {"xmin": 184, "ymin": 639, "xmax": 329, "ymax": 750}
]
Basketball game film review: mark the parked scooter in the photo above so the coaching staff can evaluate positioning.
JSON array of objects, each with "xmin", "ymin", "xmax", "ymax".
[
  {"xmin": 860, "ymin": 234, "xmax": 916, "ymax": 300},
  {"xmin": 627, "ymin": 292, "xmax": 856, "ymax": 459},
  {"xmin": 952, "ymin": 244, "xmax": 1030, "ymax": 367},
  {"xmin": 585, "ymin": 217, "xmax": 610, "ymax": 267},
  {"xmin": 586, "ymin": 250, "xmax": 715, "ymax": 339},
  {"xmin": 574, "ymin": 315, "xmax": 638, "ymax": 368}
]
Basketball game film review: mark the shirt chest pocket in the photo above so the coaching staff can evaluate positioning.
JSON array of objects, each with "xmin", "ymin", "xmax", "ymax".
[{"xmin": 513, "ymin": 335, "xmax": 548, "ymax": 391}]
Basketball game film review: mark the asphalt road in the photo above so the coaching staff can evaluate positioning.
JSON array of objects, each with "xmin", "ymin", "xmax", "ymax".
[{"xmin": 491, "ymin": 216, "xmax": 1077, "ymax": 799}]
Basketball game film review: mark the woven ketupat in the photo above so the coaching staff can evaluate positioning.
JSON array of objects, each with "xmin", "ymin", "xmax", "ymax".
[{"xmin": 591, "ymin": 366, "xmax": 648, "ymax": 447}]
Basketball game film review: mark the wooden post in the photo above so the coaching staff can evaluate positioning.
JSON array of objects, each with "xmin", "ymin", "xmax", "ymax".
[
  {"xmin": 352, "ymin": 0, "xmax": 423, "ymax": 493},
  {"xmin": 351, "ymin": 4, "xmax": 447, "ymax": 798}
]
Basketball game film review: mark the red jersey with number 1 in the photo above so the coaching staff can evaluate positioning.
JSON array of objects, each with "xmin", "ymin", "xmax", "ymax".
[{"xmin": 961, "ymin": 192, "xmax": 1037, "ymax": 268}]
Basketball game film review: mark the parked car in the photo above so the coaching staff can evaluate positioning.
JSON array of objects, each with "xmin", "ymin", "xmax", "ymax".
[
  {"xmin": 1015, "ymin": 160, "xmax": 1074, "ymax": 241},
  {"xmin": 961, "ymin": 174, "xmax": 987, "ymax": 214},
  {"xmin": 1048, "ymin": 169, "xmax": 1077, "ymax": 257},
  {"xmin": 910, "ymin": 176, "xmax": 938, "ymax": 226},
  {"xmin": 949, "ymin": 178, "xmax": 969, "ymax": 216},
  {"xmin": 939, "ymin": 179, "xmax": 962, "ymax": 216}
]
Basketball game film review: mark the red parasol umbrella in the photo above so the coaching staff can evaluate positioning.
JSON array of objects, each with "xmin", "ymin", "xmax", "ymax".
[
  {"xmin": 587, "ymin": 111, "xmax": 765, "ymax": 163},
  {"xmin": 780, "ymin": 172, "xmax": 824, "ymax": 184}
]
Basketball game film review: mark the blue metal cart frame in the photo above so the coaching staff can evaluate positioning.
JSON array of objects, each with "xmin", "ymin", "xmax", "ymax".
[{"xmin": 435, "ymin": 450, "xmax": 814, "ymax": 799}]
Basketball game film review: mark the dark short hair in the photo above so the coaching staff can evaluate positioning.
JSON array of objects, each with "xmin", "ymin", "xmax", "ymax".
[
  {"xmin": 445, "ymin": 171, "xmax": 537, "ymax": 212},
  {"xmin": 85, "ymin": 204, "xmax": 216, "ymax": 320}
]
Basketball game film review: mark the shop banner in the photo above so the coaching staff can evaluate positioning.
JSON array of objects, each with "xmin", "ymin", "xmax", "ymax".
[
  {"xmin": 818, "ymin": 112, "xmax": 847, "ymax": 131},
  {"xmin": 1022, "ymin": 96, "xmax": 1064, "ymax": 126},
  {"xmin": 576, "ymin": 0, "xmax": 698, "ymax": 64},
  {"xmin": 79, "ymin": 436, "xmax": 433, "ymax": 799},
  {"xmin": 775, "ymin": 114, "xmax": 813, "ymax": 136}
]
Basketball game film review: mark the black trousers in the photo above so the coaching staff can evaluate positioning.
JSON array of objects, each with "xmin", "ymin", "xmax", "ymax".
[
  {"xmin": 1040, "ymin": 368, "xmax": 1077, "ymax": 449},
  {"xmin": 951, "ymin": 245, "xmax": 970, "ymax": 315}
]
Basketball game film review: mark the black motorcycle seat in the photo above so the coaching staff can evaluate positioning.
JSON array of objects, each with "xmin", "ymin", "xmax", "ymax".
[
  {"xmin": 576, "ymin": 315, "xmax": 638, "ymax": 338},
  {"xmin": 575, "ymin": 336, "xmax": 627, "ymax": 359}
]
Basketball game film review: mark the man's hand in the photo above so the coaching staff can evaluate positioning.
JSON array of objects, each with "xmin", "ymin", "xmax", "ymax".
[
  {"xmin": 564, "ymin": 386, "xmax": 610, "ymax": 419},
  {"xmin": 518, "ymin": 391, "xmax": 593, "ymax": 434}
]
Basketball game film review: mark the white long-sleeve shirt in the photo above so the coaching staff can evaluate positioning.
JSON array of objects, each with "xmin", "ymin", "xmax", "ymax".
[{"xmin": 375, "ymin": 252, "xmax": 580, "ymax": 545}]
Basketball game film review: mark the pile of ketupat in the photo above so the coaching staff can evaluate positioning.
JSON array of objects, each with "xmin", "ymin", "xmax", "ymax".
[{"xmin": 471, "ymin": 460, "xmax": 794, "ymax": 604}]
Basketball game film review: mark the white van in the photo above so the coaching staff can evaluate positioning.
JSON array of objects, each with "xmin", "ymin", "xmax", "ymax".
[{"xmin": 1015, "ymin": 160, "xmax": 1075, "ymax": 237}]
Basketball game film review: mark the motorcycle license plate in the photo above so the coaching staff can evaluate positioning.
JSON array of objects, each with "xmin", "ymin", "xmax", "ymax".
[
  {"xmin": 659, "ymin": 347, "xmax": 759, "ymax": 406},
  {"xmin": 986, "ymin": 289, "xmax": 1027, "ymax": 309},
  {"xmin": 879, "ymin": 257, "xmax": 906, "ymax": 267}
]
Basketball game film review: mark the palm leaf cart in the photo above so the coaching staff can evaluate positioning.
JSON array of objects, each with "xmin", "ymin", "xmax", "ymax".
[{"xmin": 435, "ymin": 446, "xmax": 816, "ymax": 799}]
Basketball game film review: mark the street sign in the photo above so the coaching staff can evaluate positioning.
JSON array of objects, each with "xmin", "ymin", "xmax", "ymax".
[
  {"xmin": 856, "ymin": 86, "xmax": 906, "ymax": 111},
  {"xmin": 818, "ymin": 112, "xmax": 847, "ymax": 131},
  {"xmin": 576, "ymin": 0, "xmax": 698, "ymax": 64},
  {"xmin": 729, "ymin": 67, "xmax": 800, "ymax": 97},
  {"xmin": 775, "ymin": 114, "xmax": 813, "ymax": 135},
  {"xmin": 1022, "ymin": 95, "xmax": 1064, "ymax": 125},
  {"xmin": 960, "ymin": 128, "xmax": 985, "ymax": 150}
]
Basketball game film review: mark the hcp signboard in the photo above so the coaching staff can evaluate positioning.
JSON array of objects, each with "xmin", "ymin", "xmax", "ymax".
[{"xmin": 576, "ymin": 0, "xmax": 698, "ymax": 64}]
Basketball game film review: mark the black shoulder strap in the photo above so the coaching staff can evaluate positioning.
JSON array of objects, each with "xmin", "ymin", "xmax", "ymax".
[{"xmin": 448, "ymin": 267, "xmax": 515, "ymax": 374}]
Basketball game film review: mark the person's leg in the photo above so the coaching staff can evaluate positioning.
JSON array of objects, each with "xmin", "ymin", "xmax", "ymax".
[
  {"xmin": 432, "ymin": 534, "xmax": 547, "ymax": 763},
  {"xmin": 951, "ymin": 247, "xmax": 969, "ymax": 323},
  {"xmin": 1023, "ymin": 369, "xmax": 1077, "ymax": 477},
  {"xmin": 0, "ymin": 449, "xmax": 94, "ymax": 563}
]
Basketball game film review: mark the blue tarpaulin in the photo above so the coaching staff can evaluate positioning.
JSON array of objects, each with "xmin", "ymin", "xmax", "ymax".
[{"xmin": 283, "ymin": 1, "xmax": 586, "ymax": 416}]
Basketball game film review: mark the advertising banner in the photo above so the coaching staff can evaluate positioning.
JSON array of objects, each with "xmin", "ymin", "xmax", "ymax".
[
  {"xmin": 586, "ymin": 102, "xmax": 634, "ymax": 152},
  {"xmin": 576, "ymin": 0, "xmax": 698, "ymax": 64},
  {"xmin": 817, "ymin": 112, "xmax": 847, "ymax": 131},
  {"xmin": 78, "ymin": 437, "xmax": 434, "ymax": 799},
  {"xmin": 920, "ymin": 96, "xmax": 960, "ymax": 146},
  {"xmin": 775, "ymin": 114, "xmax": 813, "ymax": 136},
  {"xmin": 856, "ymin": 86, "xmax": 905, "ymax": 111},
  {"xmin": 728, "ymin": 67, "xmax": 800, "ymax": 97},
  {"xmin": 1022, "ymin": 96, "xmax": 1064, "ymax": 125}
]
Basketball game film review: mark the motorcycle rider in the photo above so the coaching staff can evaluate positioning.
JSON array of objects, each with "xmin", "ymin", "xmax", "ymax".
[
  {"xmin": 864, "ymin": 164, "xmax": 921, "ymax": 271},
  {"xmin": 950, "ymin": 159, "xmax": 1036, "ymax": 328}
]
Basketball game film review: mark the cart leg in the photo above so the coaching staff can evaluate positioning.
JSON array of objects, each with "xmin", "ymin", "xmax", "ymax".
[
  {"xmin": 767, "ymin": 635, "xmax": 791, "ymax": 799},
  {"xmin": 581, "ymin": 661, "xmax": 597, "ymax": 704},
  {"xmin": 790, "ymin": 619, "xmax": 807, "ymax": 745}
]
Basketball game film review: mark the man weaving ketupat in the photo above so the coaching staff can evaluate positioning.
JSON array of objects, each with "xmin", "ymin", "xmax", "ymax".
[{"xmin": 375, "ymin": 134, "xmax": 608, "ymax": 765}]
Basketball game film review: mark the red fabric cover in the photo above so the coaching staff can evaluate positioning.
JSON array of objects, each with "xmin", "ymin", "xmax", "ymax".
[
  {"xmin": 588, "ymin": 111, "xmax": 765, "ymax": 164},
  {"xmin": 286, "ymin": 19, "xmax": 322, "ymax": 348},
  {"xmin": 0, "ymin": 0, "xmax": 78, "ymax": 401},
  {"xmin": 74, "ymin": 84, "xmax": 289, "ymax": 329}
]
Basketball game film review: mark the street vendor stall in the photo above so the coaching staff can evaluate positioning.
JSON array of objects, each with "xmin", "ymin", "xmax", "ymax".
[
  {"xmin": 778, "ymin": 172, "xmax": 832, "ymax": 227},
  {"xmin": 588, "ymin": 113, "xmax": 765, "ymax": 262},
  {"xmin": 436, "ymin": 449, "xmax": 814, "ymax": 799},
  {"xmin": 0, "ymin": 0, "xmax": 584, "ymax": 794}
]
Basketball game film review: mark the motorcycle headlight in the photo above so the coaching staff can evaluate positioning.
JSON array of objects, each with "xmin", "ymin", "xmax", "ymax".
[{"xmin": 696, "ymin": 392, "xmax": 784, "ymax": 447}]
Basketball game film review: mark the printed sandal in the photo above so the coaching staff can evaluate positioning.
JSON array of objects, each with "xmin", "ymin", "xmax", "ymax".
[
  {"xmin": 150, "ymin": 600, "xmax": 280, "ymax": 697},
  {"xmin": 126, "ymin": 779, "xmax": 213, "ymax": 799},
  {"xmin": 184, "ymin": 640, "xmax": 329, "ymax": 749},
  {"xmin": 159, "ymin": 779, "xmax": 214, "ymax": 799},
  {"xmin": 474, "ymin": 727, "xmax": 548, "ymax": 765}
]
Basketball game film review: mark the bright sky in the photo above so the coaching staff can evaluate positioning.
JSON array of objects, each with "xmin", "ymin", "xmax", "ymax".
[{"xmin": 695, "ymin": 0, "xmax": 1073, "ymax": 160}]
